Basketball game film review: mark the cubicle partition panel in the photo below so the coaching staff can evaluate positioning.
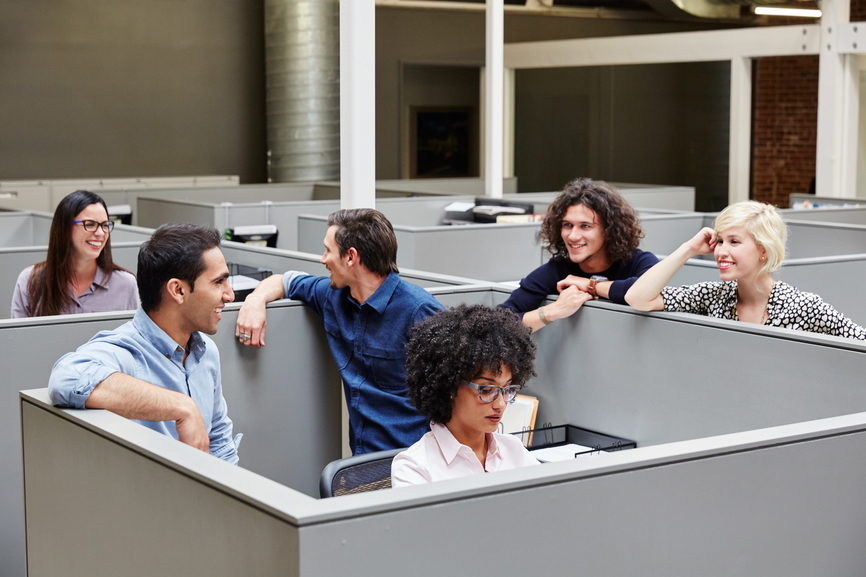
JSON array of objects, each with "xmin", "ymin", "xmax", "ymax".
[
  {"xmin": 20, "ymin": 295, "xmax": 866, "ymax": 576},
  {"xmin": 311, "ymin": 177, "xmax": 520, "ymax": 199},
  {"xmin": 0, "ymin": 176, "xmax": 239, "ymax": 213},
  {"xmin": 789, "ymin": 193, "xmax": 865, "ymax": 208},
  {"xmin": 780, "ymin": 206, "xmax": 866, "ymax": 226},
  {"xmin": 785, "ymin": 220, "xmax": 866, "ymax": 259},
  {"xmin": 0, "ymin": 212, "xmax": 53, "ymax": 248},
  {"xmin": 527, "ymin": 299, "xmax": 866, "ymax": 445},
  {"xmin": 639, "ymin": 213, "xmax": 715, "ymax": 257},
  {"xmin": 502, "ymin": 183, "xmax": 696, "ymax": 213},
  {"xmin": 671, "ymin": 255, "xmax": 866, "ymax": 327},
  {"xmin": 0, "ymin": 242, "xmax": 142, "ymax": 321},
  {"xmin": 0, "ymin": 282, "xmax": 492, "ymax": 576},
  {"xmin": 298, "ymin": 214, "xmax": 545, "ymax": 283}
]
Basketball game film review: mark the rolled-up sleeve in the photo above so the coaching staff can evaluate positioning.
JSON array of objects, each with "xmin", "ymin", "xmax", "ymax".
[{"xmin": 48, "ymin": 342, "xmax": 134, "ymax": 408}]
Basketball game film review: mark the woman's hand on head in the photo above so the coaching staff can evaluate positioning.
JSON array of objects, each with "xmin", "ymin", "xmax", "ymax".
[{"xmin": 687, "ymin": 227, "xmax": 718, "ymax": 256}]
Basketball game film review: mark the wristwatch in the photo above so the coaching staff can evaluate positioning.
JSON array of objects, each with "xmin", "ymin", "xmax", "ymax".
[{"xmin": 587, "ymin": 275, "xmax": 608, "ymax": 297}]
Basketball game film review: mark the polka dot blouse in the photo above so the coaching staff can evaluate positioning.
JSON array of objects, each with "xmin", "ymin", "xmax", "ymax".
[{"xmin": 661, "ymin": 280, "xmax": 866, "ymax": 340}]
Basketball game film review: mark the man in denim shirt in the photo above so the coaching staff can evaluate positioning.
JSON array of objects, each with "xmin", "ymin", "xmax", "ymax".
[
  {"xmin": 236, "ymin": 209, "xmax": 443, "ymax": 454},
  {"xmin": 49, "ymin": 223, "xmax": 241, "ymax": 464}
]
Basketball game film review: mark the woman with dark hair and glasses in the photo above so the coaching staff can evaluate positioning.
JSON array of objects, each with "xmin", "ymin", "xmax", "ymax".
[
  {"xmin": 391, "ymin": 304, "xmax": 540, "ymax": 487},
  {"xmin": 11, "ymin": 190, "xmax": 137, "ymax": 317}
]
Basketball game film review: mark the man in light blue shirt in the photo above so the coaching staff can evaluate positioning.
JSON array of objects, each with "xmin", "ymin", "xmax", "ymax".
[{"xmin": 49, "ymin": 223, "xmax": 241, "ymax": 464}]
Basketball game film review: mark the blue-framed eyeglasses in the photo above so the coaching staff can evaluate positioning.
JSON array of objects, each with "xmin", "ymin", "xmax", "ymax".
[
  {"xmin": 73, "ymin": 219, "xmax": 115, "ymax": 233},
  {"xmin": 460, "ymin": 379, "xmax": 521, "ymax": 404}
]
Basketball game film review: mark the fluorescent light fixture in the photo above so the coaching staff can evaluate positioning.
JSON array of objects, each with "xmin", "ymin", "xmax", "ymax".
[{"xmin": 754, "ymin": 6, "xmax": 822, "ymax": 17}]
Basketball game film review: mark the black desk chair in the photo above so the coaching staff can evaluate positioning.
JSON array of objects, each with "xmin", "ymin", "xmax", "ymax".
[{"xmin": 319, "ymin": 448, "xmax": 405, "ymax": 499}]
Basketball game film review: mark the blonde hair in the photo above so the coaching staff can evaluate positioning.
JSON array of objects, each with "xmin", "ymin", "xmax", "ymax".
[{"xmin": 713, "ymin": 201, "xmax": 787, "ymax": 275}]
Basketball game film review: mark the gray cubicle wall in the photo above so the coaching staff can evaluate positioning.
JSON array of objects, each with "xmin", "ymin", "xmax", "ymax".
[
  {"xmin": 20, "ymin": 296, "xmax": 866, "ymax": 576},
  {"xmin": 671, "ymin": 254, "xmax": 866, "ymax": 326},
  {"xmin": 298, "ymin": 213, "xmax": 546, "ymax": 283},
  {"xmin": 0, "ymin": 278, "xmax": 488, "ymax": 577},
  {"xmin": 107, "ymin": 178, "xmax": 511, "ymax": 227},
  {"xmin": 502, "ymin": 182, "xmax": 696, "ymax": 213},
  {"xmin": 136, "ymin": 195, "xmax": 482, "ymax": 252},
  {"xmin": 789, "ymin": 193, "xmax": 865, "ymax": 208},
  {"xmin": 0, "ymin": 212, "xmax": 53, "ymax": 247},
  {"xmin": 0, "ymin": 242, "xmax": 143, "ymax": 320},
  {"xmin": 780, "ymin": 206, "xmax": 866, "ymax": 225},
  {"xmin": 641, "ymin": 213, "xmax": 866, "ymax": 261},
  {"xmin": 0, "ymin": 175, "xmax": 238, "ymax": 213}
]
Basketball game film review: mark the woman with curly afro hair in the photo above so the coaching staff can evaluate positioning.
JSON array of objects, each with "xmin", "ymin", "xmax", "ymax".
[
  {"xmin": 391, "ymin": 304, "xmax": 540, "ymax": 487},
  {"xmin": 500, "ymin": 178, "xmax": 658, "ymax": 332}
]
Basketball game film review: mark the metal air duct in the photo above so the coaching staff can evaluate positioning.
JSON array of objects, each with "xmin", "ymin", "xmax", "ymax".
[{"xmin": 265, "ymin": 0, "xmax": 340, "ymax": 182}]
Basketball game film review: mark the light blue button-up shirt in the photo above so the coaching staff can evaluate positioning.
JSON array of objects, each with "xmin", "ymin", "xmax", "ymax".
[{"xmin": 49, "ymin": 307, "xmax": 240, "ymax": 464}]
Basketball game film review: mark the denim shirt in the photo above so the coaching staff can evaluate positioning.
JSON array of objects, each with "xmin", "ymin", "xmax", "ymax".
[
  {"xmin": 284, "ymin": 271, "xmax": 443, "ymax": 454},
  {"xmin": 48, "ymin": 307, "xmax": 240, "ymax": 464}
]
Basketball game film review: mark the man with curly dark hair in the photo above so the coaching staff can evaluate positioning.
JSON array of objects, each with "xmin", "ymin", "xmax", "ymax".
[
  {"xmin": 391, "ymin": 304, "xmax": 540, "ymax": 487},
  {"xmin": 235, "ymin": 208, "xmax": 443, "ymax": 454},
  {"xmin": 501, "ymin": 178, "xmax": 658, "ymax": 332}
]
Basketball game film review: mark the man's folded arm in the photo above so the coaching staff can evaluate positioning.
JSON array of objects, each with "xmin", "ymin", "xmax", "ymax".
[{"xmin": 49, "ymin": 352, "xmax": 209, "ymax": 453}]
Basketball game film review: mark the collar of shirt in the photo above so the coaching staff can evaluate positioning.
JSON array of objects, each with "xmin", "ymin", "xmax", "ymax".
[
  {"xmin": 130, "ymin": 306, "xmax": 206, "ymax": 363},
  {"xmin": 92, "ymin": 266, "xmax": 110, "ymax": 289},
  {"xmin": 431, "ymin": 422, "xmax": 502, "ymax": 466},
  {"xmin": 73, "ymin": 267, "xmax": 109, "ymax": 300},
  {"xmin": 348, "ymin": 272, "xmax": 399, "ymax": 313}
]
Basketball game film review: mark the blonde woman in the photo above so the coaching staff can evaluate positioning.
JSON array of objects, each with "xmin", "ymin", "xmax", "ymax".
[{"xmin": 625, "ymin": 201, "xmax": 866, "ymax": 339}]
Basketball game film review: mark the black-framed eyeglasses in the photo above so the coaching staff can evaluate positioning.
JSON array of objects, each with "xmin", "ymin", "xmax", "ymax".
[
  {"xmin": 460, "ymin": 379, "xmax": 521, "ymax": 404},
  {"xmin": 73, "ymin": 219, "xmax": 115, "ymax": 233}
]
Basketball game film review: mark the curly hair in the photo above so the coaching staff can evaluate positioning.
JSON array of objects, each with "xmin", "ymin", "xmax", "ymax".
[
  {"xmin": 538, "ymin": 177, "xmax": 644, "ymax": 264},
  {"xmin": 405, "ymin": 304, "xmax": 537, "ymax": 425}
]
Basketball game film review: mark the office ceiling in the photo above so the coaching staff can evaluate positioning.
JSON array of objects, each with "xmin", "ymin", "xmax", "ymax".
[{"xmin": 379, "ymin": 0, "xmax": 821, "ymax": 21}]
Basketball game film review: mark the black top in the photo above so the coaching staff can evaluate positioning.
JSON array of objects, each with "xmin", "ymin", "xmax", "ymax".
[{"xmin": 500, "ymin": 250, "xmax": 659, "ymax": 313}]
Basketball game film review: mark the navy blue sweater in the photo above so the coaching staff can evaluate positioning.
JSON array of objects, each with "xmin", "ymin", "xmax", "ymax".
[{"xmin": 500, "ymin": 250, "xmax": 659, "ymax": 313}]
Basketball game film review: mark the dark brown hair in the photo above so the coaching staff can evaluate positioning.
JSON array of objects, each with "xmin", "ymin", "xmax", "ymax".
[
  {"xmin": 538, "ymin": 177, "xmax": 644, "ymax": 264},
  {"xmin": 405, "ymin": 304, "xmax": 537, "ymax": 425},
  {"xmin": 27, "ymin": 190, "xmax": 129, "ymax": 316},
  {"xmin": 137, "ymin": 223, "xmax": 222, "ymax": 313},
  {"xmin": 327, "ymin": 208, "xmax": 399, "ymax": 276}
]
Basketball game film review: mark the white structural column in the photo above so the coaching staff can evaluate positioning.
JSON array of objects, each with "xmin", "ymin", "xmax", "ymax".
[
  {"xmin": 340, "ymin": 0, "xmax": 376, "ymax": 209},
  {"xmin": 729, "ymin": 57, "xmax": 752, "ymax": 204},
  {"xmin": 816, "ymin": 0, "xmax": 854, "ymax": 197},
  {"xmin": 485, "ymin": 0, "xmax": 504, "ymax": 198},
  {"xmin": 503, "ymin": 67, "xmax": 516, "ymax": 178}
]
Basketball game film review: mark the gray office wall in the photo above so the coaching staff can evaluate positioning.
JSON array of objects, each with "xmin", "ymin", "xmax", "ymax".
[
  {"xmin": 375, "ymin": 7, "xmax": 727, "ymax": 187},
  {"xmin": 0, "ymin": 213, "xmax": 53, "ymax": 248},
  {"xmin": 789, "ymin": 193, "xmax": 866, "ymax": 207},
  {"xmin": 0, "ymin": 279, "xmax": 485, "ymax": 576},
  {"xmin": 20, "ymin": 295, "xmax": 866, "ymax": 575},
  {"xmin": 780, "ymin": 206, "xmax": 866, "ymax": 225},
  {"xmin": 640, "ymin": 213, "xmax": 715, "ymax": 256},
  {"xmin": 298, "ymin": 214, "xmax": 545, "ymax": 283},
  {"xmin": 0, "ymin": 243, "xmax": 142, "ymax": 321},
  {"xmin": 21, "ymin": 398, "xmax": 302, "ymax": 577},
  {"xmin": 514, "ymin": 63, "xmax": 730, "ymax": 212},
  {"xmin": 671, "ymin": 255, "xmax": 866, "ymax": 327},
  {"xmin": 504, "ymin": 184, "xmax": 696, "ymax": 213},
  {"xmin": 641, "ymin": 215, "xmax": 866, "ymax": 261},
  {"xmin": 0, "ymin": 1, "xmax": 266, "ymax": 183},
  {"xmin": 528, "ymin": 299, "xmax": 866, "ymax": 446},
  {"xmin": 786, "ymin": 220, "xmax": 866, "ymax": 259}
]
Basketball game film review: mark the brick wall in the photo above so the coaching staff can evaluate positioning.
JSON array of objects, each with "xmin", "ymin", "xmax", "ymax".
[
  {"xmin": 751, "ymin": 0, "xmax": 865, "ymax": 207},
  {"xmin": 751, "ymin": 55, "xmax": 819, "ymax": 206}
]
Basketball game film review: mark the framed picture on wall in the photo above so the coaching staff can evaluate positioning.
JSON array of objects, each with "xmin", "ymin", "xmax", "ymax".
[{"xmin": 410, "ymin": 106, "xmax": 475, "ymax": 178}]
